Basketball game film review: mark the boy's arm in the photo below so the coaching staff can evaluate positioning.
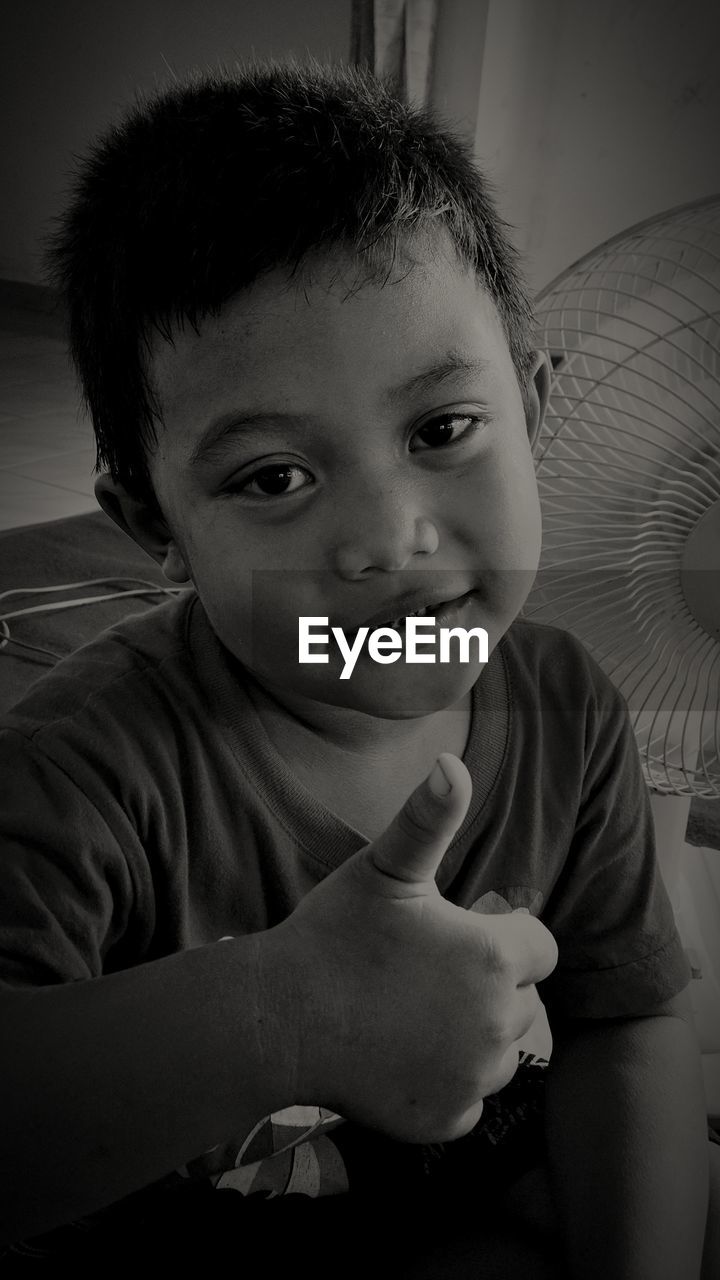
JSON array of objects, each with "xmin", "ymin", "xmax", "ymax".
[
  {"xmin": 545, "ymin": 988, "xmax": 709, "ymax": 1280},
  {"xmin": 1, "ymin": 756, "xmax": 557, "ymax": 1245},
  {"xmin": 1, "ymin": 933, "xmax": 291, "ymax": 1242},
  {"xmin": 534, "ymin": 649, "xmax": 705, "ymax": 1273}
]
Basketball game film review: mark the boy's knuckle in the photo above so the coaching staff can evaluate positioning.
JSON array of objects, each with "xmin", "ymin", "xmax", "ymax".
[
  {"xmin": 480, "ymin": 932, "xmax": 511, "ymax": 978},
  {"xmin": 414, "ymin": 1106, "xmax": 472, "ymax": 1145}
]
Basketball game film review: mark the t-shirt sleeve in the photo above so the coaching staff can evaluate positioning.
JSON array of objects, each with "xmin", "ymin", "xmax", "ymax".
[
  {"xmin": 539, "ymin": 667, "xmax": 691, "ymax": 1022},
  {"xmin": 0, "ymin": 727, "xmax": 144, "ymax": 988}
]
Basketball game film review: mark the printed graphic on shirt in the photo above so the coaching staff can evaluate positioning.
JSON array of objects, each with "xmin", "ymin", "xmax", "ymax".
[
  {"xmin": 469, "ymin": 887, "xmax": 544, "ymax": 916},
  {"xmin": 214, "ymin": 1106, "xmax": 348, "ymax": 1197}
]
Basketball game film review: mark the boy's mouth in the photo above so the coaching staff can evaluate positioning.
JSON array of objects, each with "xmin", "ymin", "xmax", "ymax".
[
  {"xmin": 383, "ymin": 591, "xmax": 477, "ymax": 631},
  {"xmin": 344, "ymin": 588, "xmax": 478, "ymax": 637}
]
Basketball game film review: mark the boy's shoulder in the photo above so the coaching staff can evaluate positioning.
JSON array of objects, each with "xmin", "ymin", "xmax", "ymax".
[
  {"xmin": 1, "ymin": 591, "xmax": 202, "ymax": 747},
  {"xmin": 495, "ymin": 616, "xmax": 635, "ymax": 770},
  {"xmin": 501, "ymin": 615, "xmax": 620, "ymax": 710}
]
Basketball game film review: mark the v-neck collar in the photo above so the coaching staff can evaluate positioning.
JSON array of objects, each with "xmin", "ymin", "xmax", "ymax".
[{"xmin": 185, "ymin": 595, "xmax": 510, "ymax": 874}]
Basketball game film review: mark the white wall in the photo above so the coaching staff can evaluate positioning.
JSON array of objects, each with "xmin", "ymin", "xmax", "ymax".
[
  {"xmin": 0, "ymin": 0, "xmax": 351, "ymax": 284},
  {"xmin": 474, "ymin": 0, "xmax": 720, "ymax": 294},
  {"xmin": 4, "ymin": 1, "xmax": 720, "ymax": 293}
]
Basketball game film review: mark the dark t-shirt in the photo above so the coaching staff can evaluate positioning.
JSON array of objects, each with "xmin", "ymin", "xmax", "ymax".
[{"xmin": 0, "ymin": 593, "xmax": 690, "ymax": 1234}]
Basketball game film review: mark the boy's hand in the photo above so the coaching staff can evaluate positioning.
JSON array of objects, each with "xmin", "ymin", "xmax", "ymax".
[{"xmin": 269, "ymin": 753, "xmax": 558, "ymax": 1144}]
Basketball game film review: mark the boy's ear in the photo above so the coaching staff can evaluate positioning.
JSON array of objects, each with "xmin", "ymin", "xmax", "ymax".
[
  {"xmin": 94, "ymin": 475, "xmax": 191, "ymax": 584},
  {"xmin": 524, "ymin": 351, "xmax": 551, "ymax": 452}
]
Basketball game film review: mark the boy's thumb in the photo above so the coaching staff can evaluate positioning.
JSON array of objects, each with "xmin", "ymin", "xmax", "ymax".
[{"xmin": 368, "ymin": 754, "xmax": 472, "ymax": 887}]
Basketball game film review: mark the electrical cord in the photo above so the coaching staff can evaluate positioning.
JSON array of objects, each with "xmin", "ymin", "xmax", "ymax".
[
  {"xmin": 0, "ymin": 626, "xmax": 62, "ymax": 663},
  {"xmin": 0, "ymin": 577, "xmax": 186, "ymax": 667}
]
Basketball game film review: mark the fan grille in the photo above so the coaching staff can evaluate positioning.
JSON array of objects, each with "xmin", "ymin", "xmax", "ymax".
[{"xmin": 525, "ymin": 197, "xmax": 720, "ymax": 797}]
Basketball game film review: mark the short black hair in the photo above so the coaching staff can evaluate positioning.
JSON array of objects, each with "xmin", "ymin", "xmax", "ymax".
[{"xmin": 48, "ymin": 59, "xmax": 535, "ymax": 502}]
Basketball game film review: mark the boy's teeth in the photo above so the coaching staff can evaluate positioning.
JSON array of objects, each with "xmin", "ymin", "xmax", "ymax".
[{"xmin": 388, "ymin": 604, "xmax": 432, "ymax": 626}]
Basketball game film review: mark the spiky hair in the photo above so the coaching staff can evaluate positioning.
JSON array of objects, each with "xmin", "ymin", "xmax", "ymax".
[{"xmin": 48, "ymin": 60, "xmax": 535, "ymax": 501}]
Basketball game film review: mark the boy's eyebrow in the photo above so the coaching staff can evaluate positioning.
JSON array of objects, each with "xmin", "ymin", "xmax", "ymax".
[
  {"xmin": 188, "ymin": 352, "xmax": 491, "ymax": 468},
  {"xmin": 386, "ymin": 352, "xmax": 492, "ymax": 405}
]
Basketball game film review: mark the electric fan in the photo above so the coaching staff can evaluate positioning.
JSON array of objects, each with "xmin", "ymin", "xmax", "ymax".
[
  {"xmin": 524, "ymin": 198, "xmax": 720, "ymax": 1058},
  {"xmin": 525, "ymin": 195, "xmax": 720, "ymax": 803}
]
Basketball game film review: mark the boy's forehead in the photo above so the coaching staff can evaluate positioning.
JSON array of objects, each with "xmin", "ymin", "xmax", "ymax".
[{"xmin": 148, "ymin": 240, "xmax": 513, "ymax": 436}]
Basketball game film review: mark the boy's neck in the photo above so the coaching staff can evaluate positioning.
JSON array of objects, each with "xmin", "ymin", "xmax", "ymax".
[
  {"xmin": 245, "ymin": 675, "xmax": 471, "ymax": 759},
  {"xmin": 244, "ymin": 677, "xmax": 473, "ymax": 840}
]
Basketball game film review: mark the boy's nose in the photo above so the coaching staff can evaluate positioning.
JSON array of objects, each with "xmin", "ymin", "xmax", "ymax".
[{"xmin": 334, "ymin": 509, "xmax": 439, "ymax": 579}]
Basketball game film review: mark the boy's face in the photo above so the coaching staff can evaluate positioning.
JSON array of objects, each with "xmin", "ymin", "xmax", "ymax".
[{"xmin": 132, "ymin": 239, "xmax": 545, "ymax": 718}]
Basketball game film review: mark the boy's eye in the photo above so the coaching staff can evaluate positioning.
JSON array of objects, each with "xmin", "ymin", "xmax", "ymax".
[
  {"xmin": 411, "ymin": 413, "xmax": 487, "ymax": 450},
  {"xmin": 241, "ymin": 464, "xmax": 313, "ymax": 497}
]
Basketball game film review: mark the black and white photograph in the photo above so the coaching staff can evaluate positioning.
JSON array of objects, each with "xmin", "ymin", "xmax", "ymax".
[{"xmin": 1, "ymin": 2, "xmax": 719, "ymax": 1273}]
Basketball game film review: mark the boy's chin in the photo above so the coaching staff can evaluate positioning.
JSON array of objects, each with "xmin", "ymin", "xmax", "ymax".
[{"xmin": 292, "ymin": 658, "xmax": 487, "ymax": 720}]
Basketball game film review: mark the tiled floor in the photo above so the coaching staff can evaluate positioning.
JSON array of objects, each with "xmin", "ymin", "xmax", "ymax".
[{"xmin": 0, "ymin": 282, "xmax": 97, "ymax": 531}]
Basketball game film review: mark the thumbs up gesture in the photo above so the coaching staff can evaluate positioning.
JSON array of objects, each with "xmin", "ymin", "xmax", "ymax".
[{"xmin": 271, "ymin": 754, "xmax": 558, "ymax": 1144}]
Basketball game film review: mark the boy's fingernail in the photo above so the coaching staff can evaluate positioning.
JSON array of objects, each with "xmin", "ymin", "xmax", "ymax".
[{"xmin": 428, "ymin": 758, "xmax": 452, "ymax": 797}]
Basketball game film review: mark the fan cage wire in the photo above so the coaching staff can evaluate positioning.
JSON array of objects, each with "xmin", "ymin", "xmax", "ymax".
[{"xmin": 525, "ymin": 195, "xmax": 720, "ymax": 798}]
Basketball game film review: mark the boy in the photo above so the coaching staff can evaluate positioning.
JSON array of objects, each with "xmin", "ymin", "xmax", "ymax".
[{"xmin": 1, "ymin": 62, "xmax": 716, "ymax": 1275}]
